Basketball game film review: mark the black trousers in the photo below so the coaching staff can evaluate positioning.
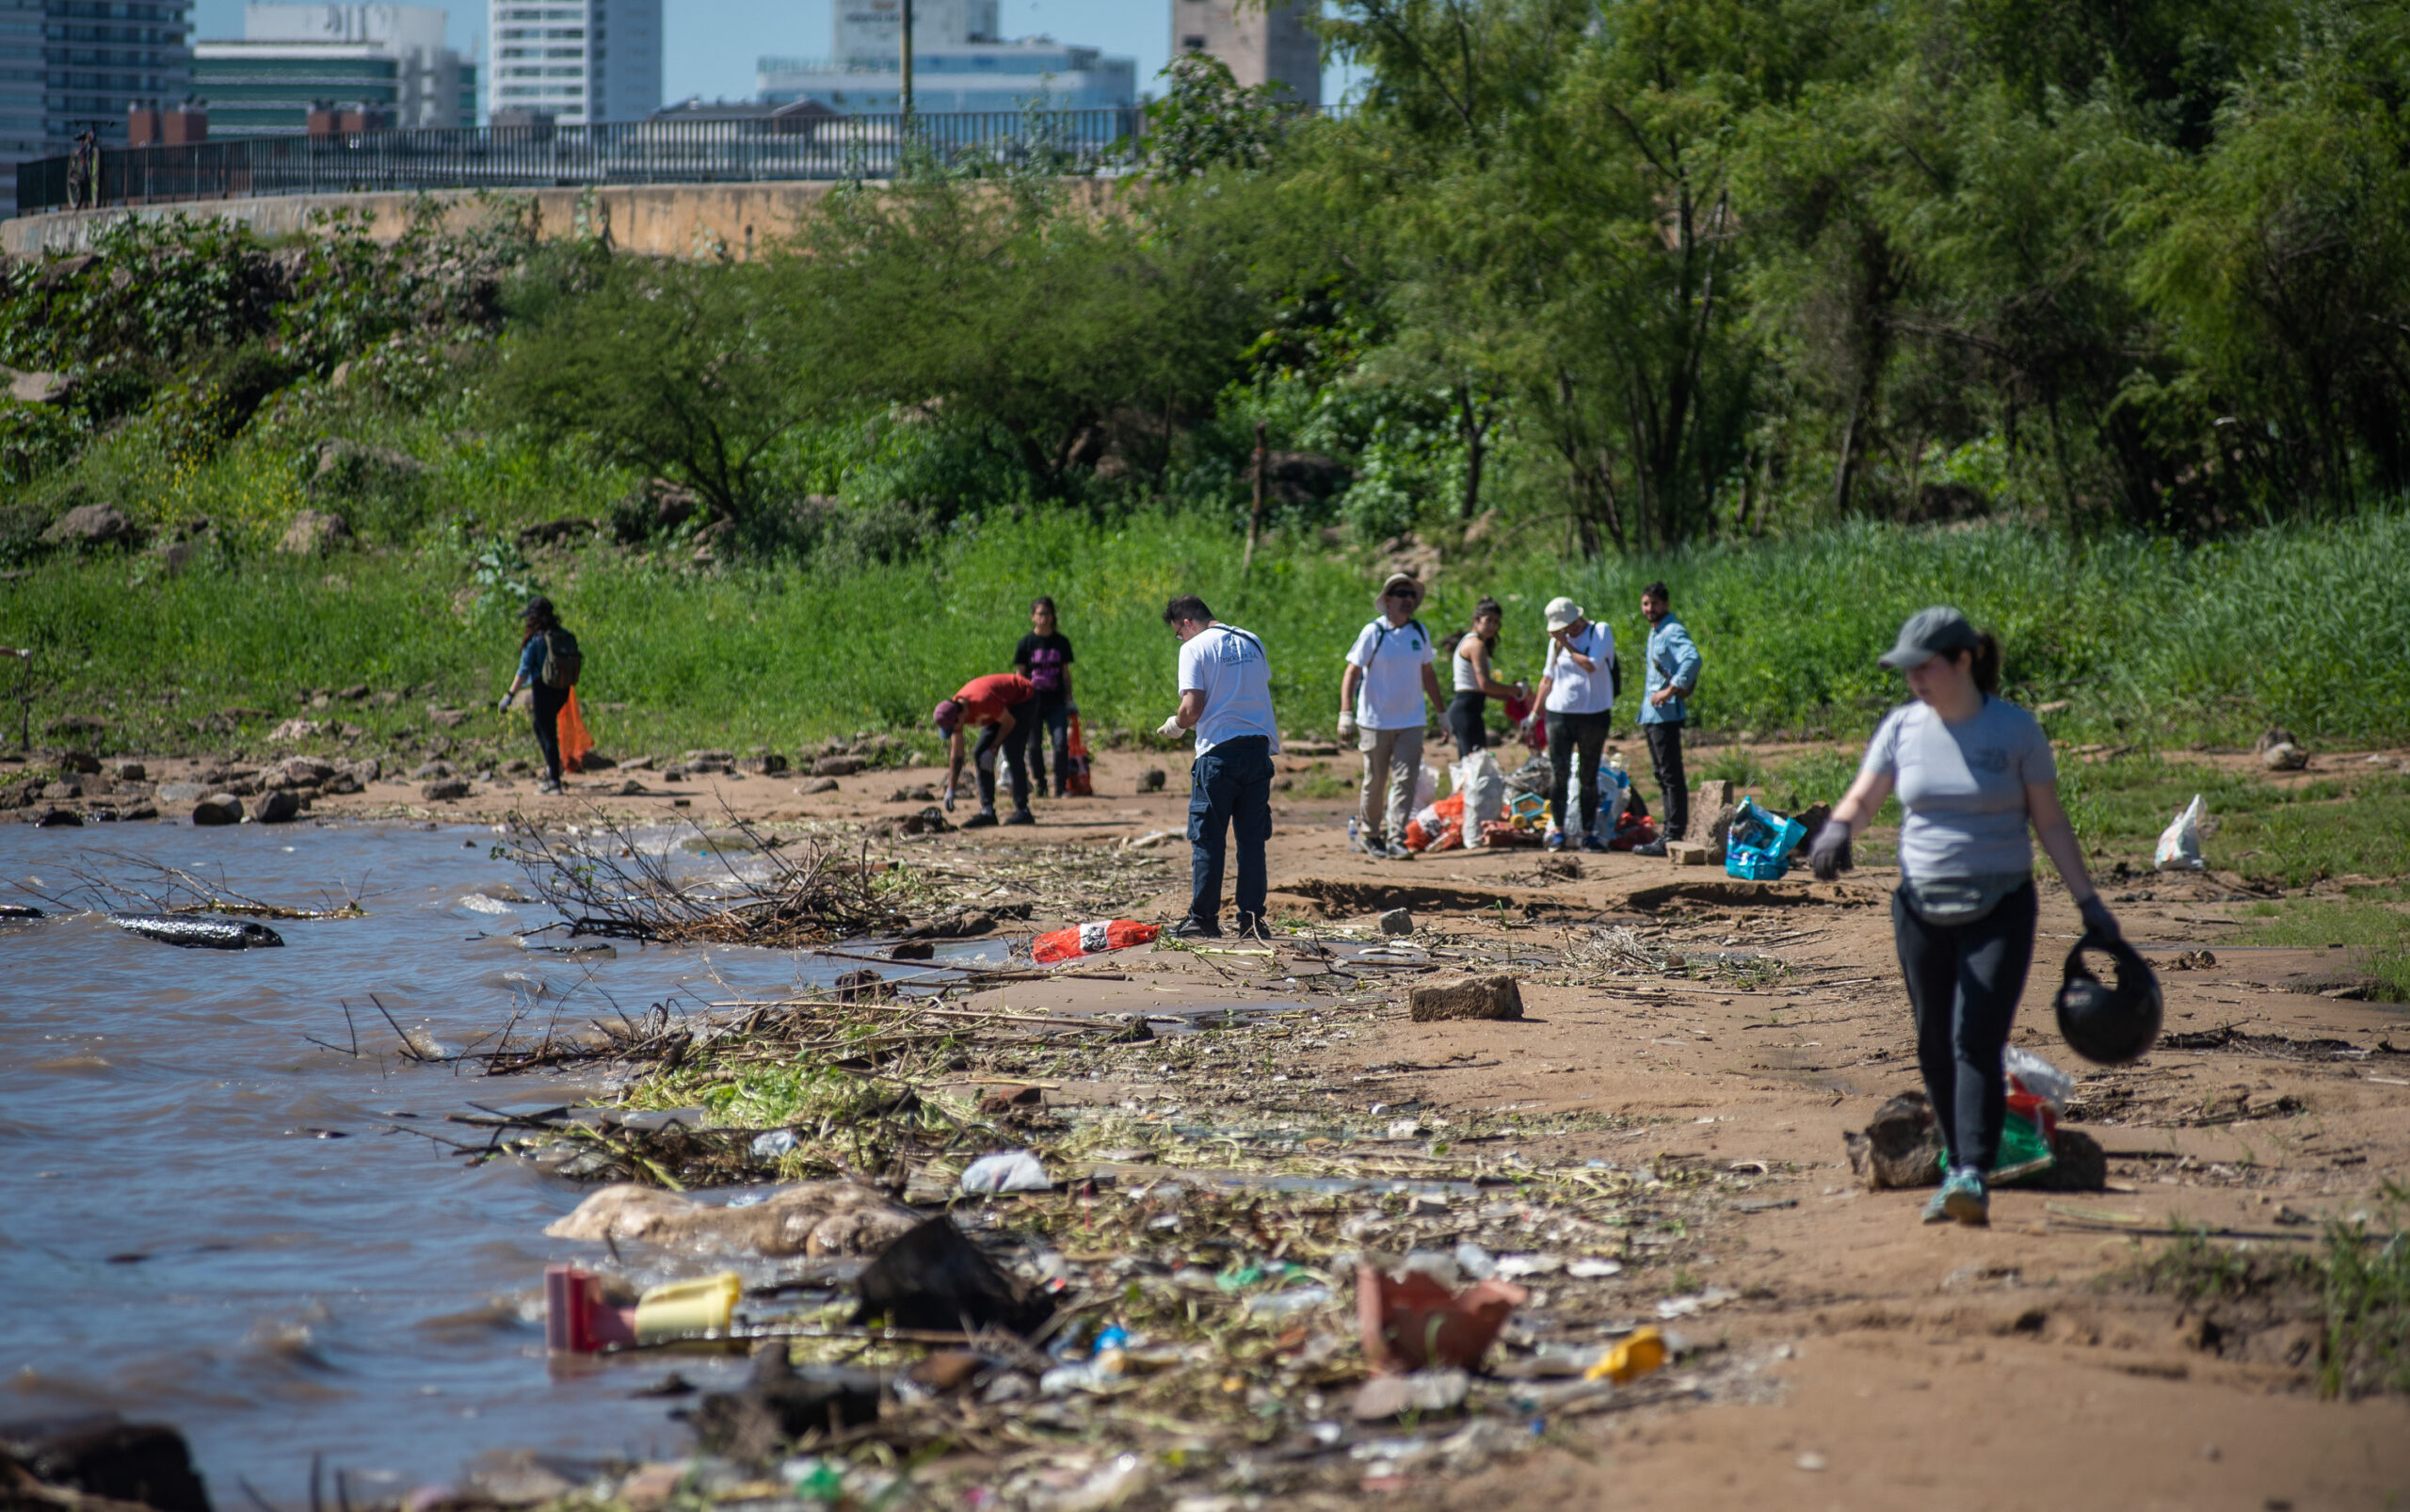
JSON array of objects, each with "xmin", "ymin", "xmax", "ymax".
[
  {"xmin": 1444, "ymin": 691, "xmax": 1488, "ymax": 759},
  {"xmin": 530, "ymin": 684, "xmax": 567, "ymax": 783},
  {"xmin": 1022, "ymin": 698, "xmax": 1072, "ymax": 796},
  {"xmin": 973, "ymin": 718, "xmax": 1033, "ymax": 813},
  {"xmin": 1544, "ymin": 709, "xmax": 1612, "ymax": 834},
  {"xmin": 1643, "ymin": 720, "xmax": 1689, "ymax": 841},
  {"xmin": 1892, "ymin": 881, "xmax": 2038, "ymax": 1176}
]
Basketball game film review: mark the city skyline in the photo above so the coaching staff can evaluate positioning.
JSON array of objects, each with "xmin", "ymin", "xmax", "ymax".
[{"xmin": 193, "ymin": 0, "xmax": 1358, "ymax": 110}]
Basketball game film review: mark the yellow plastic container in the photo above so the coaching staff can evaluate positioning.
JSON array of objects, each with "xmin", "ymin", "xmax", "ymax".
[
  {"xmin": 1584, "ymin": 1325, "xmax": 1668, "ymax": 1384},
  {"xmin": 633, "ymin": 1271, "xmax": 742, "ymax": 1343}
]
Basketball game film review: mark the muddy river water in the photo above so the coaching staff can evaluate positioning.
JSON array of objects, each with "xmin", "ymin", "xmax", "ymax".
[{"xmin": 0, "ymin": 820, "xmax": 930, "ymax": 1498}]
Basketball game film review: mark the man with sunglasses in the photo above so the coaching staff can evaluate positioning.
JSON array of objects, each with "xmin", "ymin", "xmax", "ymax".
[{"xmin": 1337, "ymin": 572, "xmax": 1447, "ymax": 860}]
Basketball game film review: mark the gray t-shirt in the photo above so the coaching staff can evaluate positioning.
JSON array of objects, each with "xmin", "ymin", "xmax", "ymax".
[{"xmin": 1857, "ymin": 696, "xmax": 2057, "ymax": 879}]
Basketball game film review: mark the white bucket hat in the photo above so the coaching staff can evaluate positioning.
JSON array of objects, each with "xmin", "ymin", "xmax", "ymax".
[{"xmin": 1543, "ymin": 596, "xmax": 1583, "ymax": 632}]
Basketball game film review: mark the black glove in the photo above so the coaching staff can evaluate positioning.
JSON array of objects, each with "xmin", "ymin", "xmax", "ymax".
[
  {"xmin": 1808, "ymin": 820, "xmax": 1854, "ymax": 882},
  {"xmin": 2079, "ymin": 895, "xmax": 2122, "ymax": 943}
]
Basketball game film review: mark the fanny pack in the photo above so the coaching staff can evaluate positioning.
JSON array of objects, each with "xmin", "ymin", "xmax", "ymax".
[{"xmin": 1899, "ymin": 872, "xmax": 2031, "ymax": 925}]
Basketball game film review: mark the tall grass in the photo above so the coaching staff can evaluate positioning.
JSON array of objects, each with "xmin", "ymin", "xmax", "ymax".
[{"xmin": 2, "ymin": 507, "xmax": 2405, "ymax": 764}]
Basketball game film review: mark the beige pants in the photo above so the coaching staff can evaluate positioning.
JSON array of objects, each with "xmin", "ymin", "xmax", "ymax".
[{"xmin": 1358, "ymin": 724, "xmax": 1425, "ymax": 844}]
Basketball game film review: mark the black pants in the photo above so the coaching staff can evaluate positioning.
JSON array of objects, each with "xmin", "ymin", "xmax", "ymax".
[
  {"xmin": 973, "ymin": 718, "xmax": 1033, "ymax": 813},
  {"xmin": 530, "ymin": 684, "xmax": 567, "ymax": 783},
  {"xmin": 1892, "ymin": 881, "xmax": 2037, "ymax": 1176},
  {"xmin": 1445, "ymin": 692, "xmax": 1488, "ymax": 759},
  {"xmin": 1023, "ymin": 698, "xmax": 1072, "ymax": 796},
  {"xmin": 1189, "ymin": 736, "xmax": 1273, "ymax": 925},
  {"xmin": 1644, "ymin": 720, "xmax": 1689, "ymax": 841},
  {"xmin": 1544, "ymin": 709, "xmax": 1612, "ymax": 835}
]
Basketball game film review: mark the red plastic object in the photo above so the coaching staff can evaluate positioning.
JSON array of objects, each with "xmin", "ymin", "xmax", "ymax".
[
  {"xmin": 1065, "ymin": 716, "xmax": 1094, "ymax": 797},
  {"xmin": 544, "ymin": 1264, "xmax": 637, "ymax": 1354},
  {"xmin": 1032, "ymin": 919, "xmax": 1161, "ymax": 964},
  {"xmin": 1356, "ymin": 1263, "xmax": 1528, "ymax": 1373}
]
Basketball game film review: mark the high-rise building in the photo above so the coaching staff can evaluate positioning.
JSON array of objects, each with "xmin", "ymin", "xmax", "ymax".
[
  {"xmin": 757, "ymin": 0, "xmax": 1135, "ymax": 116},
  {"xmin": 5, "ymin": 0, "xmax": 196, "ymax": 202},
  {"xmin": 196, "ymin": 5, "xmax": 474, "ymax": 137},
  {"xmin": 1170, "ymin": 0, "xmax": 1319, "ymax": 108},
  {"xmin": 0, "ymin": 1, "xmax": 45, "ymax": 201},
  {"xmin": 43, "ymin": 1, "xmax": 196, "ymax": 141},
  {"xmin": 488, "ymin": 0, "xmax": 659, "ymax": 126}
]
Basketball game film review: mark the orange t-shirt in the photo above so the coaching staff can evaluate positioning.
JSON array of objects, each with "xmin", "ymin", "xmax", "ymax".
[{"xmin": 954, "ymin": 674, "xmax": 1034, "ymax": 725}]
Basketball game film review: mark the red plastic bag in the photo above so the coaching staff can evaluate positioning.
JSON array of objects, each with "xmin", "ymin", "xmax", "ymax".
[
  {"xmin": 558, "ymin": 687, "xmax": 596, "ymax": 773},
  {"xmin": 1502, "ymin": 694, "xmax": 1547, "ymax": 754},
  {"xmin": 1032, "ymin": 919, "xmax": 1160, "ymax": 964},
  {"xmin": 1608, "ymin": 810, "xmax": 1658, "ymax": 851}
]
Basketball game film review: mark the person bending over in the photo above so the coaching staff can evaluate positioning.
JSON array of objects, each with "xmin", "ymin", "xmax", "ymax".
[{"xmin": 933, "ymin": 672, "xmax": 1036, "ymax": 829}]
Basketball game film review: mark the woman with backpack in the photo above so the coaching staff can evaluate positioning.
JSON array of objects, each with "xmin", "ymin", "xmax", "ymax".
[
  {"xmin": 1809, "ymin": 607, "xmax": 2120, "ymax": 1228},
  {"xmin": 499, "ymin": 596, "xmax": 580, "ymax": 794}
]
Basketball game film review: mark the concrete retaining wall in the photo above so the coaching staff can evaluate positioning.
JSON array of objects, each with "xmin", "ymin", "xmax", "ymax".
[{"xmin": 1, "ymin": 182, "xmax": 858, "ymax": 259}]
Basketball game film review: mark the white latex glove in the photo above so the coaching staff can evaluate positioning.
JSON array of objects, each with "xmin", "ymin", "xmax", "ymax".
[
  {"xmin": 1337, "ymin": 712, "xmax": 1358, "ymax": 740},
  {"xmin": 942, "ymin": 784, "xmax": 957, "ymax": 812},
  {"xmin": 1156, "ymin": 715, "xmax": 1186, "ymax": 740}
]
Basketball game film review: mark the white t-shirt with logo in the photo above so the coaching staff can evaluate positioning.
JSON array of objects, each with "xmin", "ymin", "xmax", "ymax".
[
  {"xmin": 1178, "ymin": 623, "xmax": 1279, "ymax": 759},
  {"xmin": 1542, "ymin": 621, "xmax": 1615, "ymax": 714},
  {"xmin": 1346, "ymin": 617, "xmax": 1435, "ymax": 731}
]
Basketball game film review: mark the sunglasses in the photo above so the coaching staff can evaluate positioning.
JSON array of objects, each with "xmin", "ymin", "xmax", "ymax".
[{"xmin": 1385, "ymin": 588, "xmax": 1422, "ymax": 602}]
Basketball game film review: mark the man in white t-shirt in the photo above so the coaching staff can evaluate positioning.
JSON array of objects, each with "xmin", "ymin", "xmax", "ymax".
[
  {"xmin": 1336, "ymin": 571, "xmax": 1448, "ymax": 861},
  {"xmin": 1158, "ymin": 593, "xmax": 1279, "ymax": 940},
  {"xmin": 1529, "ymin": 595, "xmax": 1616, "ymax": 851}
]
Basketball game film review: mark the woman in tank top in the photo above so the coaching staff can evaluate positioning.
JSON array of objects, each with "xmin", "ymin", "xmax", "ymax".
[{"xmin": 1445, "ymin": 598, "xmax": 1526, "ymax": 757}]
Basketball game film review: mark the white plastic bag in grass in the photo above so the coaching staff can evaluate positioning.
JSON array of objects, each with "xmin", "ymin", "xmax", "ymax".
[{"xmin": 2154, "ymin": 794, "xmax": 2207, "ymax": 872}]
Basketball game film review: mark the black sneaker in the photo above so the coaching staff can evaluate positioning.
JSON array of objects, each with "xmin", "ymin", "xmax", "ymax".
[
  {"xmin": 1631, "ymin": 839, "xmax": 1668, "ymax": 857},
  {"xmin": 1382, "ymin": 838, "xmax": 1415, "ymax": 861},
  {"xmin": 1002, "ymin": 808, "xmax": 1036, "ymax": 827},
  {"xmin": 1232, "ymin": 914, "xmax": 1273, "ymax": 941},
  {"xmin": 961, "ymin": 810, "xmax": 1000, "ymax": 829},
  {"xmin": 1168, "ymin": 914, "xmax": 1222, "ymax": 940}
]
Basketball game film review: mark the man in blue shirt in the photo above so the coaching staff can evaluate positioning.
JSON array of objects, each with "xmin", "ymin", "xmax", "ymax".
[{"xmin": 1634, "ymin": 581, "xmax": 1701, "ymax": 854}]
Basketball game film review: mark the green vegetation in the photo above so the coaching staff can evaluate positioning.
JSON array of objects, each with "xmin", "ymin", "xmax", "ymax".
[
  {"xmin": 2, "ymin": 1, "xmax": 2407, "ymax": 790},
  {"xmin": 2129, "ymin": 1192, "xmax": 2410, "ymax": 1399},
  {"xmin": 2237, "ymin": 890, "xmax": 2410, "ymax": 1001}
]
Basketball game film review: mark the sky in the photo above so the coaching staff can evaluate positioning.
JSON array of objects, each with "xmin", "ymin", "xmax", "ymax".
[{"xmin": 191, "ymin": 1, "xmax": 1362, "ymax": 107}]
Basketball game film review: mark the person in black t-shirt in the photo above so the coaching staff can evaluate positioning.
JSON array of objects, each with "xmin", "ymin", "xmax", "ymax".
[{"xmin": 1013, "ymin": 597, "xmax": 1077, "ymax": 797}]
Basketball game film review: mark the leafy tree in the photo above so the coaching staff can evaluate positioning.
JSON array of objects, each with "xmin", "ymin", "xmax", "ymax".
[{"xmin": 490, "ymin": 256, "xmax": 814, "ymax": 523}]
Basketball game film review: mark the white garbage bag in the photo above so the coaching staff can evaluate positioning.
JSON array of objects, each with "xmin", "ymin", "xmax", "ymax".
[
  {"xmin": 959, "ymin": 1150, "xmax": 1052, "ymax": 1194},
  {"xmin": 2154, "ymin": 794, "xmax": 2207, "ymax": 872},
  {"xmin": 1416, "ymin": 762, "xmax": 1439, "ymax": 812},
  {"xmin": 1453, "ymin": 749, "xmax": 1507, "ymax": 841}
]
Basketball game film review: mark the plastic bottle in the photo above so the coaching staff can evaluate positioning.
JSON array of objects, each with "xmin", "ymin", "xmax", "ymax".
[
  {"xmin": 1348, "ymin": 815, "xmax": 1361, "ymax": 852},
  {"xmin": 1032, "ymin": 919, "xmax": 1162, "ymax": 964}
]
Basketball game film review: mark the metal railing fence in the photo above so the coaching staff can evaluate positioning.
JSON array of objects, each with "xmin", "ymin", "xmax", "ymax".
[{"xmin": 14, "ymin": 108, "xmax": 1144, "ymax": 216}]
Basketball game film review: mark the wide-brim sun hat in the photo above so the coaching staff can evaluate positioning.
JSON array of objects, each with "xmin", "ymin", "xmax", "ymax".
[
  {"xmin": 1878, "ymin": 605, "xmax": 1980, "ymax": 669},
  {"xmin": 1543, "ymin": 596, "xmax": 1583, "ymax": 632},
  {"xmin": 1374, "ymin": 571, "xmax": 1423, "ymax": 609}
]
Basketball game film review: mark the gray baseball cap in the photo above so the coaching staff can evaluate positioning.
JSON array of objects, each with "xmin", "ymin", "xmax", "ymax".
[{"xmin": 1878, "ymin": 606, "xmax": 1980, "ymax": 669}]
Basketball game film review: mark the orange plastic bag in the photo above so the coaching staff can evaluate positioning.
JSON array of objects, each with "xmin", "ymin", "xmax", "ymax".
[
  {"xmin": 1065, "ymin": 714, "xmax": 1094, "ymax": 797},
  {"xmin": 558, "ymin": 687, "xmax": 596, "ymax": 773}
]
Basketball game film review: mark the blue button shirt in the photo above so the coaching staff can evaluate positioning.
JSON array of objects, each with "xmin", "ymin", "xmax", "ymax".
[{"xmin": 1638, "ymin": 615, "xmax": 1701, "ymax": 725}]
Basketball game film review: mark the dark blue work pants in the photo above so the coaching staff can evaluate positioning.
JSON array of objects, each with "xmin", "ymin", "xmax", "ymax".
[{"xmin": 1187, "ymin": 735, "xmax": 1273, "ymax": 925}]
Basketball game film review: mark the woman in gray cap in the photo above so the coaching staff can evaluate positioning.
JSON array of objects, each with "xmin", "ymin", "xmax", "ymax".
[{"xmin": 1809, "ymin": 606, "xmax": 2121, "ymax": 1227}]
